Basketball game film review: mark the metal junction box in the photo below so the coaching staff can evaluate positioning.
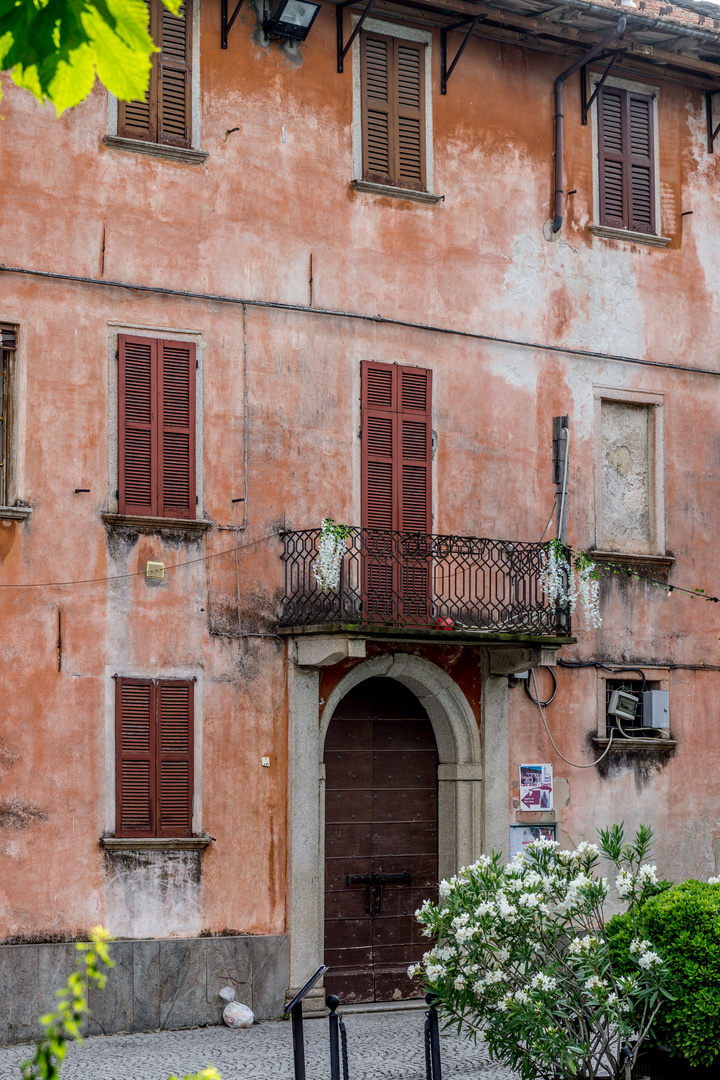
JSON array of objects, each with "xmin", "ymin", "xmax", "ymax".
[{"xmin": 641, "ymin": 690, "xmax": 670, "ymax": 729}]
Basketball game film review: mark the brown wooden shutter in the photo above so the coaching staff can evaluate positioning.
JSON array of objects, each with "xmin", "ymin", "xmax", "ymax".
[
  {"xmin": 118, "ymin": 0, "xmax": 158, "ymax": 142},
  {"xmin": 361, "ymin": 33, "xmax": 426, "ymax": 191},
  {"xmin": 362, "ymin": 35, "xmax": 392, "ymax": 184},
  {"xmin": 628, "ymin": 93, "xmax": 654, "ymax": 233},
  {"xmin": 119, "ymin": 335, "xmax": 158, "ymax": 517},
  {"xmin": 157, "ymin": 681, "xmax": 193, "ymax": 837},
  {"xmin": 159, "ymin": 0, "xmax": 192, "ymax": 148},
  {"xmin": 362, "ymin": 361, "xmax": 397, "ymax": 531},
  {"xmin": 599, "ymin": 87, "xmax": 655, "ymax": 234},
  {"xmin": 159, "ymin": 340, "xmax": 195, "ymax": 518},
  {"xmin": 116, "ymin": 679, "xmax": 156, "ymax": 838},
  {"xmin": 117, "ymin": 0, "xmax": 191, "ymax": 147},
  {"xmin": 398, "ymin": 366, "xmax": 431, "ymax": 533},
  {"xmin": 395, "ymin": 42, "xmax": 424, "ymax": 190},
  {"xmin": 361, "ymin": 361, "xmax": 432, "ymax": 534}
]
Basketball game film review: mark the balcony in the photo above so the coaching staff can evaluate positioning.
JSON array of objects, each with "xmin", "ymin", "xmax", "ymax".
[{"xmin": 279, "ymin": 527, "xmax": 570, "ymax": 643}]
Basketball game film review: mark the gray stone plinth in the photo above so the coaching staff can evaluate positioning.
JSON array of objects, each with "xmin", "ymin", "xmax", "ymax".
[{"xmin": 0, "ymin": 934, "xmax": 288, "ymax": 1046}]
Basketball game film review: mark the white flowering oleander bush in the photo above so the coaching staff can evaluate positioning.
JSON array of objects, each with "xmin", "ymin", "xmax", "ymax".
[
  {"xmin": 312, "ymin": 517, "xmax": 353, "ymax": 591},
  {"xmin": 540, "ymin": 540, "xmax": 602, "ymax": 631},
  {"xmin": 410, "ymin": 825, "xmax": 672, "ymax": 1080}
]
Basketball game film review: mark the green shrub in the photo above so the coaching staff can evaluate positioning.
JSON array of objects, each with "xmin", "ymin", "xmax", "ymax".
[{"xmin": 608, "ymin": 880, "xmax": 720, "ymax": 1069}]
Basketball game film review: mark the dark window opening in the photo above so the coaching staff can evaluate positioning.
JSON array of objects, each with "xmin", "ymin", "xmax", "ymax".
[{"xmin": 605, "ymin": 678, "xmax": 660, "ymax": 736}]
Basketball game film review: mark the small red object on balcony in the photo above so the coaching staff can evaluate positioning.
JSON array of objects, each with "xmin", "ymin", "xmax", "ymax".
[{"xmin": 435, "ymin": 616, "xmax": 454, "ymax": 630}]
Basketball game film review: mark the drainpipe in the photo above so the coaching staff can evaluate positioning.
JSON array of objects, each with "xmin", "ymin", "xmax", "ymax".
[{"xmin": 553, "ymin": 17, "xmax": 626, "ymax": 234}]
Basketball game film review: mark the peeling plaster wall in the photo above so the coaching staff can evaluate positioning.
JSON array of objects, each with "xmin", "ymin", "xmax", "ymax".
[
  {"xmin": 0, "ymin": 0, "xmax": 720, "ymax": 954},
  {"xmin": 601, "ymin": 401, "xmax": 651, "ymax": 551}
]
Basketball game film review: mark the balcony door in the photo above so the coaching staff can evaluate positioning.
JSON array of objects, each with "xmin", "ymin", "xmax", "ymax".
[
  {"xmin": 324, "ymin": 677, "xmax": 438, "ymax": 1002},
  {"xmin": 361, "ymin": 361, "xmax": 432, "ymax": 624}
]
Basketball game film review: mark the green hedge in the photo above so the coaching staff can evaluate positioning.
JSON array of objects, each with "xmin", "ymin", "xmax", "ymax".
[{"xmin": 607, "ymin": 880, "xmax": 720, "ymax": 1069}]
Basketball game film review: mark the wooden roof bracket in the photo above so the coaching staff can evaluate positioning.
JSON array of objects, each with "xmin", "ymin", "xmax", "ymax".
[
  {"xmin": 706, "ymin": 89, "xmax": 720, "ymax": 152},
  {"xmin": 221, "ymin": 0, "xmax": 246, "ymax": 48},
  {"xmin": 552, "ymin": 16, "xmax": 626, "ymax": 235},
  {"xmin": 580, "ymin": 49, "xmax": 626, "ymax": 125},
  {"xmin": 441, "ymin": 15, "xmax": 486, "ymax": 94},
  {"xmin": 337, "ymin": 0, "xmax": 377, "ymax": 73}
]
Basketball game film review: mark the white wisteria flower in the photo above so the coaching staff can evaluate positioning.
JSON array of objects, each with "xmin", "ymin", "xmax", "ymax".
[{"xmin": 312, "ymin": 518, "xmax": 351, "ymax": 591}]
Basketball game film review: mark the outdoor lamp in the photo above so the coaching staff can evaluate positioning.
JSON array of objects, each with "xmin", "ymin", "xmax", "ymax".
[{"xmin": 264, "ymin": 0, "xmax": 321, "ymax": 40}]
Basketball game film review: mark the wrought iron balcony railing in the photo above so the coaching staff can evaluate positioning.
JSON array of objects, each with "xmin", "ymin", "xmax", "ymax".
[{"xmin": 280, "ymin": 527, "xmax": 568, "ymax": 637}]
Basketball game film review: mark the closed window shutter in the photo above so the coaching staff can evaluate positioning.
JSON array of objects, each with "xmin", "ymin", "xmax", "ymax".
[
  {"xmin": 118, "ymin": 0, "xmax": 158, "ymax": 142},
  {"xmin": 362, "ymin": 361, "xmax": 397, "ymax": 531},
  {"xmin": 159, "ymin": 0, "xmax": 191, "ymax": 147},
  {"xmin": 157, "ymin": 681, "xmax": 193, "ymax": 837},
  {"xmin": 117, "ymin": 0, "xmax": 191, "ymax": 148},
  {"xmin": 398, "ymin": 366, "xmax": 431, "ymax": 533},
  {"xmin": 628, "ymin": 93, "xmax": 654, "ymax": 233},
  {"xmin": 116, "ymin": 679, "xmax": 156, "ymax": 837},
  {"xmin": 159, "ymin": 340, "xmax": 195, "ymax": 518},
  {"xmin": 395, "ymin": 42, "xmax": 424, "ymax": 189},
  {"xmin": 362, "ymin": 35, "xmax": 392, "ymax": 184},
  {"xmin": 599, "ymin": 87, "xmax": 655, "ymax": 234},
  {"xmin": 361, "ymin": 33, "xmax": 426, "ymax": 191},
  {"xmin": 361, "ymin": 362, "xmax": 432, "ymax": 532},
  {"xmin": 119, "ymin": 335, "xmax": 158, "ymax": 516}
]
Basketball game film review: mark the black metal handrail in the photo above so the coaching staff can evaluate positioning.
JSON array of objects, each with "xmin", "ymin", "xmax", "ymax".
[{"xmin": 279, "ymin": 527, "xmax": 568, "ymax": 636}]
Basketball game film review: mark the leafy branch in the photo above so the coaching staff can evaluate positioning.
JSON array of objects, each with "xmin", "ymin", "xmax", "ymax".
[
  {"xmin": 0, "ymin": 0, "xmax": 182, "ymax": 114},
  {"xmin": 20, "ymin": 926, "xmax": 220, "ymax": 1080}
]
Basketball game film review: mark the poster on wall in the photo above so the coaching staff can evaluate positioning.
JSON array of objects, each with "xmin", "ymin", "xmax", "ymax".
[
  {"xmin": 519, "ymin": 763, "xmax": 553, "ymax": 810},
  {"xmin": 509, "ymin": 824, "xmax": 557, "ymax": 859}
]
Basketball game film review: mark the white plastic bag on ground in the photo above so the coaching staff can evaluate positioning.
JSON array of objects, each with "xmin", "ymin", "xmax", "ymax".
[{"xmin": 219, "ymin": 986, "xmax": 254, "ymax": 1028}]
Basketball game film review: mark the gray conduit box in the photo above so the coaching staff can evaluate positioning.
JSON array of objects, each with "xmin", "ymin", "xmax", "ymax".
[{"xmin": 641, "ymin": 690, "xmax": 670, "ymax": 730}]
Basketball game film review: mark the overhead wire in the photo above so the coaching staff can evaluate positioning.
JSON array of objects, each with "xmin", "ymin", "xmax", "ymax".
[
  {"xmin": 0, "ymin": 530, "xmax": 281, "ymax": 590},
  {"xmin": 530, "ymin": 668, "xmax": 617, "ymax": 768}
]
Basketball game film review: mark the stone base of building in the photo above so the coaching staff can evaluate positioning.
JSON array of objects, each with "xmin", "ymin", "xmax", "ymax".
[{"xmin": 0, "ymin": 933, "xmax": 289, "ymax": 1046}]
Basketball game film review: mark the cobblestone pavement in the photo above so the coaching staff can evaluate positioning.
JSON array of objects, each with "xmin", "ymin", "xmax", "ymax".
[{"xmin": 0, "ymin": 1009, "xmax": 518, "ymax": 1080}]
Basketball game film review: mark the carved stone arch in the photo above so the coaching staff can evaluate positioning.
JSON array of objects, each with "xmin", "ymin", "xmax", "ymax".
[
  {"xmin": 321, "ymin": 652, "xmax": 481, "ymax": 769},
  {"xmin": 286, "ymin": 648, "xmax": 483, "ymax": 1008}
]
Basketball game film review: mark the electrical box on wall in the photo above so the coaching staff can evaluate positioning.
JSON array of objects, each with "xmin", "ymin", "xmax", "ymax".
[{"xmin": 641, "ymin": 690, "xmax": 670, "ymax": 729}]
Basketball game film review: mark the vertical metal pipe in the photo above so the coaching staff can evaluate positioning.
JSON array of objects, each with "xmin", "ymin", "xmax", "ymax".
[
  {"xmin": 327, "ymin": 995, "xmax": 341, "ymax": 1080},
  {"xmin": 291, "ymin": 1003, "xmax": 307, "ymax": 1080}
]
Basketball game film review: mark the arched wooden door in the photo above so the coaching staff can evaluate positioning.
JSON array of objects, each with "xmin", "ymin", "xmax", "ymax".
[{"xmin": 324, "ymin": 677, "xmax": 438, "ymax": 1003}]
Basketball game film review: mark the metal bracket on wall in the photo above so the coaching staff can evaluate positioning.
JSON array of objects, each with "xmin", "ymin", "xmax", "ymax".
[
  {"xmin": 441, "ymin": 15, "xmax": 485, "ymax": 95},
  {"xmin": 336, "ymin": 0, "xmax": 376, "ymax": 74},
  {"xmin": 580, "ymin": 50, "xmax": 624, "ymax": 125},
  {"xmin": 706, "ymin": 90, "xmax": 720, "ymax": 152},
  {"xmin": 221, "ymin": 0, "xmax": 246, "ymax": 48}
]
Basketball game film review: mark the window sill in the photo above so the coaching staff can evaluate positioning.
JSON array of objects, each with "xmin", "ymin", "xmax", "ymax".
[
  {"xmin": 588, "ymin": 225, "xmax": 671, "ymax": 248},
  {"xmin": 0, "ymin": 506, "xmax": 31, "ymax": 522},
  {"xmin": 102, "ymin": 513, "xmax": 212, "ymax": 533},
  {"xmin": 592, "ymin": 736, "xmax": 676, "ymax": 751},
  {"xmin": 103, "ymin": 136, "xmax": 209, "ymax": 166},
  {"xmin": 100, "ymin": 836, "xmax": 212, "ymax": 852},
  {"xmin": 589, "ymin": 549, "xmax": 674, "ymax": 568},
  {"xmin": 350, "ymin": 180, "xmax": 444, "ymax": 205}
]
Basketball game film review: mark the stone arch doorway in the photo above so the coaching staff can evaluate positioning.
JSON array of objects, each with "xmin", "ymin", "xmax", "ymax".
[
  {"xmin": 286, "ymin": 650, "xmax": 483, "ymax": 1010},
  {"xmin": 324, "ymin": 677, "xmax": 438, "ymax": 1003}
]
